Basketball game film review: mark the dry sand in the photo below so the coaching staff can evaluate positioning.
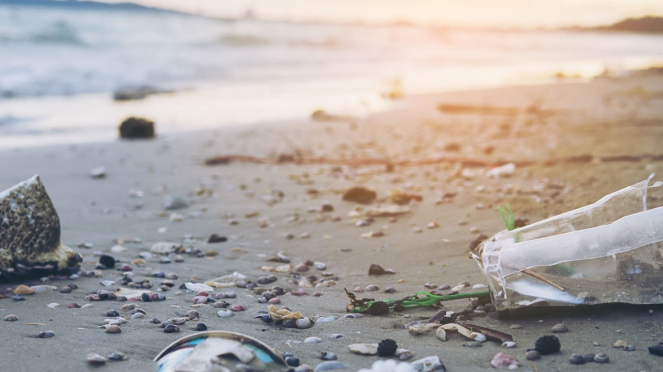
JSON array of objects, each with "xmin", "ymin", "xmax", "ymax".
[{"xmin": 2, "ymin": 74, "xmax": 663, "ymax": 371}]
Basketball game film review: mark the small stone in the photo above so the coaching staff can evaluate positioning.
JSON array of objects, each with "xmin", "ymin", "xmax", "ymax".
[
  {"xmin": 439, "ymin": 284, "xmax": 451, "ymax": 290},
  {"xmin": 470, "ymin": 226, "xmax": 481, "ymax": 234},
  {"xmin": 196, "ymin": 323, "xmax": 207, "ymax": 331},
  {"xmin": 87, "ymin": 353, "xmax": 107, "ymax": 365},
  {"xmin": 648, "ymin": 342, "xmax": 663, "ymax": 356},
  {"xmin": 162, "ymin": 195, "xmax": 188, "ymax": 210},
  {"xmin": 569, "ymin": 354, "xmax": 585, "ymax": 365},
  {"xmin": 4, "ymin": 314, "xmax": 18, "ymax": 321},
  {"xmin": 231, "ymin": 304, "xmax": 245, "ymax": 312},
  {"xmin": 107, "ymin": 310, "xmax": 120, "ymax": 317},
  {"xmin": 164, "ymin": 324, "xmax": 180, "ymax": 333},
  {"xmin": 98, "ymin": 255, "xmax": 116, "ymax": 269},
  {"xmin": 218, "ymin": 310, "xmax": 233, "ymax": 318},
  {"xmin": 192, "ymin": 296, "xmax": 208, "ymax": 304},
  {"xmin": 208, "ymin": 234, "xmax": 227, "ymax": 243},
  {"xmin": 131, "ymin": 313, "xmax": 145, "ymax": 320},
  {"xmin": 509, "ymin": 324, "xmax": 523, "ymax": 330},
  {"xmin": 384, "ymin": 287, "xmax": 397, "ymax": 294},
  {"xmin": 108, "ymin": 352, "xmax": 124, "ymax": 361},
  {"xmin": 625, "ymin": 345, "xmax": 635, "ymax": 351},
  {"xmin": 552, "ymin": 323, "xmax": 568, "ymax": 333},
  {"xmin": 365, "ymin": 284, "xmax": 379, "ymax": 292},
  {"xmin": 38, "ymin": 330, "xmax": 55, "ymax": 338},
  {"xmin": 501, "ymin": 341, "xmax": 516, "ymax": 348},
  {"xmin": 60, "ymin": 286, "xmax": 72, "ymax": 294},
  {"xmin": 295, "ymin": 263, "xmax": 309, "ymax": 272},
  {"xmin": 582, "ymin": 353, "xmax": 595, "ymax": 363},
  {"xmin": 320, "ymin": 351, "xmax": 337, "ymax": 361},
  {"xmin": 13, "ymin": 285, "xmax": 34, "ymax": 295},
  {"xmin": 526, "ymin": 350, "xmax": 540, "ymax": 361},
  {"xmin": 105, "ymin": 325, "xmax": 122, "ymax": 334}
]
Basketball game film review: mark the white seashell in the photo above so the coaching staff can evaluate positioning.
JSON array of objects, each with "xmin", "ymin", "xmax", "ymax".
[
  {"xmin": 502, "ymin": 341, "xmax": 517, "ymax": 348},
  {"xmin": 313, "ymin": 362, "xmax": 349, "ymax": 372},
  {"xmin": 296, "ymin": 317, "xmax": 313, "ymax": 329},
  {"xmin": 47, "ymin": 303, "xmax": 60, "ymax": 308},
  {"xmin": 411, "ymin": 356, "xmax": 445, "ymax": 372},
  {"xmin": 304, "ymin": 337, "xmax": 322, "ymax": 344},
  {"xmin": 435, "ymin": 327, "xmax": 447, "ymax": 341},
  {"xmin": 470, "ymin": 332, "xmax": 487, "ymax": 342}
]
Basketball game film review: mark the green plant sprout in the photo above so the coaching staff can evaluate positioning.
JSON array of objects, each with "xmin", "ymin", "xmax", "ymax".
[{"xmin": 496, "ymin": 203, "xmax": 515, "ymax": 231}]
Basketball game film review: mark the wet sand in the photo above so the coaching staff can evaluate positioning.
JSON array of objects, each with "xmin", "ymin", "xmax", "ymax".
[{"xmin": 2, "ymin": 75, "xmax": 663, "ymax": 371}]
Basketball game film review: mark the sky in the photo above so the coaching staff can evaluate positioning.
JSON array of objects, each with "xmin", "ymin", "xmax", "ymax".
[{"xmin": 100, "ymin": 0, "xmax": 663, "ymax": 28}]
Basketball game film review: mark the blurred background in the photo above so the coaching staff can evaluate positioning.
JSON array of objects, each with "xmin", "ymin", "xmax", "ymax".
[{"xmin": 1, "ymin": 0, "xmax": 662, "ymax": 147}]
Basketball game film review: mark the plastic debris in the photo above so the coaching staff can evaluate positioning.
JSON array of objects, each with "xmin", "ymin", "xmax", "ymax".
[{"xmin": 473, "ymin": 174, "xmax": 663, "ymax": 311}]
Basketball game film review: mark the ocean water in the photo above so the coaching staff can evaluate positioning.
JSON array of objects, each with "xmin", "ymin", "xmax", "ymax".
[{"xmin": 1, "ymin": 3, "xmax": 663, "ymax": 147}]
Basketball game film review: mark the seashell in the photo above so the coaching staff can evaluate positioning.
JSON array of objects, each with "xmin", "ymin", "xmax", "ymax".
[
  {"xmin": 471, "ymin": 332, "xmax": 487, "ymax": 342},
  {"xmin": 343, "ymin": 313, "xmax": 363, "ymax": 319},
  {"xmin": 108, "ymin": 352, "xmax": 124, "ymax": 361},
  {"xmin": 436, "ymin": 324, "xmax": 486, "ymax": 342},
  {"xmin": 255, "ymin": 314, "xmax": 273, "ymax": 323},
  {"xmin": 170, "ymin": 317, "xmax": 187, "ymax": 325},
  {"xmin": 87, "ymin": 353, "xmax": 106, "ymax": 365},
  {"xmin": 552, "ymin": 323, "xmax": 568, "ymax": 333},
  {"xmin": 231, "ymin": 304, "xmax": 245, "ymax": 312},
  {"xmin": 196, "ymin": 323, "xmax": 207, "ymax": 331},
  {"xmin": 625, "ymin": 344, "xmax": 635, "ymax": 351},
  {"xmin": 296, "ymin": 317, "xmax": 313, "ymax": 329},
  {"xmin": 320, "ymin": 351, "xmax": 337, "ymax": 360},
  {"xmin": 295, "ymin": 263, "xmax": 309, "ymax": 272},
  {"xmin": 217, "ymin": 310, "xmax": 233, "ymax": 318},
  {"xmin": 581, "ymin": 353, "xmax": 595, "ymax": 363},
  {"xmin": 4, "ymin": 314, "xmax": 18, "ymax": 321},
  {"xmin": 313, "ymin": 362, "xmax": 349, "ymax": 372},
  {"xmin": 348, "ymin": 344, "xmax": 378, "ymax": 356},
  {"xmin": 365, "ymin": 284, "xmax": 379, "ymax": 292},
  {"xmin": 594, "ymin": 353, "xmax": 609, "ymax": 363},
  {"xmin": 501, "ymin": 341, "xmax": 517, "ymax": 348},
  {"xmin": 150, "ymin": 242, "xmax": 181, "ymax": 255},
  {"xmin": 130, "ymin": 313, "xmax": 145, "ymax": 320},
  {"xmin": 462, "ymin": 341, "xmax": 483, "ymax": 348},
  {"xmin": 304, "ymin": 337, "xmax": 322, "ymax": 344},
  {"xmin": 0, "ymin": 176, "xmax": 81, "ymax": 278},
  {"xmin": 192, "ymin": 296, "xmax": 207, "ymax": 304},
  {"xmin": 316, "ymin": 315, "xmax": 337, "ymax": 324},
  {"xmin": 395, "ymin": 349, "xmax": 413, "ymax": 361},
  {"xmin": 330, "ymin": 334, "xmax": 343, "ymax": 339},
  {"xmin": 411, "ymin": 356, "xmax": 446, "ymax": 372},
  {"xmin": 315, "ymin": 262, "xmax": 326, "ymax": 270},
  {"xmin": 525, "ymin": 350, "xmax": 540, "ymax": 361},
  {"xmin": 187, "ymin": 310, "xmax": 200, "ymax": 320},
  {"xmin": 491, "ymin": 352, "xmax": 519, "ymax": 370},
  {"xmin": 613, "ymin": 340, "xmax": 628, "ymax": 348},
  {"xmin": 295, "ymin": 364, "xmax": 313, "ymax": 372},
  {"xmin": 569, "ymin": 354, "xmax": 585, "ymax": 365}
]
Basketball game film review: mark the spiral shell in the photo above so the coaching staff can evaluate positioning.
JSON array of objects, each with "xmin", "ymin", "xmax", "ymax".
[{"xmin": 296, "ymin": 316, "xmax": 313, "ymax": 329}]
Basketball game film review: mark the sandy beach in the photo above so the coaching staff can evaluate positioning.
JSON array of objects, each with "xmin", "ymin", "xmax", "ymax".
[{"xmin": 2, "ymin": 72, "xmax": 663, "ymax": 371}]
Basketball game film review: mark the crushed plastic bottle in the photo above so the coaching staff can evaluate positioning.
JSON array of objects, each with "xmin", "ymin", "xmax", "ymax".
[{"xmin": 472, "ymin": 174, "xmax": 663, "ymax": 313}]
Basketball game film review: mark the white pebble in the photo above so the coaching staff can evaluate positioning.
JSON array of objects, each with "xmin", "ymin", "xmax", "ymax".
[{"xmin": 304, "ymin": 337, "xmax": 322, "ymax": 344}]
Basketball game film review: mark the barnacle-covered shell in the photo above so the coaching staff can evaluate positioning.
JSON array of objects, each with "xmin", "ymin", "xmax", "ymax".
[{"xmin": 0, "ymin": 176, "xmax": 80, "ymax": 277}]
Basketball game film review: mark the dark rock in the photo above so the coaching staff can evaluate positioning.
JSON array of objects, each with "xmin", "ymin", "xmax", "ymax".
[
  {"xmin": 321, "ymin": 204, "xmax": 334, "ymax": 212},
  {"xmin": 141, "ymin": 293, "xmax": 150, "ymax": 302},
  {"xmin": 569, "ymin": 354, "xmax": 585, "ymax": 365},
  {"xmin": 164, "ymin": 324, "xmax": 180, "ymax": 333},
  {"xmin": 649, "ymin": 342, "xmax": 663, "ymax": 356},
  {"xmin": 286, "ymin": 357, "xmax": 300, "ymax": 367},
  {"xmin": 119, "ymin": 117, "xmax": 155, "ymax": 139},
  {"xmin": 368, "ymin": 301, "xmax": 390, "ymax": 316},
  {"xmin": 108, "ymin": 352, "xmax": 124, "ymax": 361},
  {"xmin": 196, "ymin": 323, "xmax": 208, "ymax": 331},
  {"xmin": 342, "ymin": 186, "xmax": 377, "ymax": 204},
  {"xmin": 98, "ymin": 255, "xmax": 116, "ymax": 269},
  {"xmin": 38, "ymin": 330, "xmax": 55, "ymax": 338},
  {"xmin": 533, "ymin": 335, "xmax": 561, "ymax": 355},
  {"xmin": 368, "ymin": 264, "xmax": 394, "ymax": 276},
  {"xmin": 208, "ymin": 234, "xmax": 228, "ymax": 243},
  {"xmin": 106, "ymin": 310, "xmax": 120, "ymax": 317},
  {"xmin": 377, "ymin": 339, "xmax": 398, "ymax": 357}
]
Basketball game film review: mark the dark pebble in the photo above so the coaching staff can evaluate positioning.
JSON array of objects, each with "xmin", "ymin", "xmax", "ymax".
[
  {"xmin": 141, "ymin": 293, "xmax": 150, "ymax": 302},
  {"xmin": 569, "ymin": 354, "xmax": 585, "ymax": 365},
  {"xmin": 67, "ymin": 303, "xmax": 81, "ymax": 308},
  {"xmin": 67, "ymin": 284, "xmax": 78, "ymax": 290},
  {"xmin": 153, "ymin": 271, "xmax": 165, "ymax": 278},
  {"xmin": 99, "ymin": 255, "xmax": 116, "ymax": 269},
  {"xmin": 38, "ymin": 330, "xmax": 55, "ymax": 338},
  {"xmin": 582, "ymin": 353, "xmax": 595, "ymax": 363},
  {"xmin": 271, "ymin": 287, "xmax": 285, "ymax": 296},
  {"xmin": 150, "ymin": 318, "xmax": 161, "ymax": 324},
  {"xmin": 649, "ymin": 342, "xmax": 663, "ymax": 356},
  {"xmin": 107, "ymin": 310, "xmax": 120, "ymax": 317},
  {"xmin": 164, "ymin": 324, "xmax": 180, "ymax": 333},
  {"xmin": 286, "ymin": 357, "xmax": 300, "ymax": 367},
  {"xmin": 196, "ymin": 323, "xmax": 208, "ymax": 331},
  {"xmin": 208, "ymin": 234, "xmax": 228, "ymax": 243}
]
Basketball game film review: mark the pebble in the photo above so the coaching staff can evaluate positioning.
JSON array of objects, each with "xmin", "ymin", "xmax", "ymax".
[
  {"xmin": 330, "ymin": 334, "xmax": 343, "ymax": 339},
  {"xmin": 439, "ymin": 284, "xmax": 451, "ymax": 290},
  {"xmin": 192, "ymin": 296, "xmax": 208, "ymax": 304},
  {"xmin": 625, "ymin": 345, "xmax": 635, "ymax": 351},
  {"xmin": 4, "ymin": 314, "xmax": 18, "ymax": 321},
  {"xmin": 365, "ymin": 285, "xmax": 379, "ymax": 292},
  {"xmin": 384, "ymin": 287, "xmax": 397, "ymax": 294},
  {"xmin": 60, "ymin": 286, "xmax": 72, "ymax": 294},
  {"xmin": 105, "ymin": 325, "xmax": 122, "ymax": 334},
  {"xmin": 14, "ymin": 285, "xmax": 34, "ymax": 295},
  {"xmin": 87, "ymin": 353, "xmax": 107, "ymax": 365},
  {"xmin": 164, "ymin": 324, "xmax": 180, "ymax": 333},
  {"xmin": 648, "ymin": 342, "xmax": 663, "ymax": 356},
  {"xmin": 231, "ymin": 305, "xmax": 245, "ymax": 312},
  {"xmin": 108, "ymin": 352, "xmax": 124, "ymax": 361},
  {"xmin": 304, "ymin": 337, "xmax": 322, "ymax": 344},
  {"xmin": 525, "ymin": 350, "xmax": 540, "ymax": 361},
  {"xmin": 196, "ymin": 323, "xmax": 208, "ymax": 331},
  {"xmin": 38, "ymin": 330, "xmax": 55, "ymax": 338},
  {"xmin": 150, "ymin": 318, "xmax": 161, "ymax": 324},
  {"xmin": 295, "ymin": 263, "xmax": 309, "ymax": 272},
  {"xmin": 107, "ymin": 310, "xmax": 120, "ymax": 317},
  {"xmin": 286, "ymin": 357, "xmax": 300, "ymax": 367},
  {"xmin": 218, "ymin": 310, "xmax": 234, "ymax": 318},
  {"xmin": 594, "ymin": 353, "xmax": 609, "ymax": 363},
  {"xmin": 320, "ymin": 351, "xmax": 337, "ymax": 360},
  {"xmin": 131, "ymin": 313, "xmax": 145, "ymax": 320},
  {"xmin": 552, "ymin": 323, "xmax": 568, "ymax": 333},
  {"xmin": 569, "ymin": 354, "xmax": 585, "ymax": 365}
]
